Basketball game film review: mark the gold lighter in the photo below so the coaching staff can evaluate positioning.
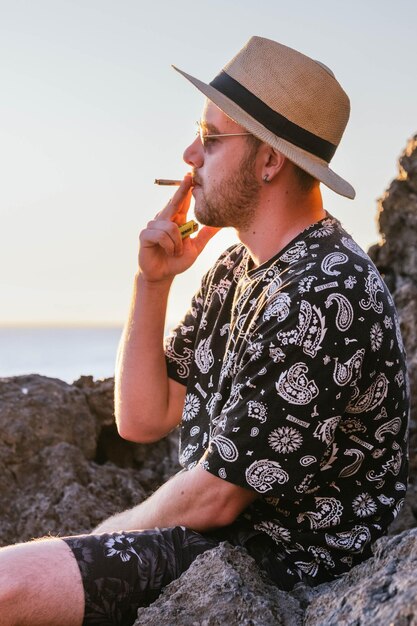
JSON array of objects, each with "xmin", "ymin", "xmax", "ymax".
[{"xmin": 179, "ymin": 220, "xmax": 199, "ymax": 239}]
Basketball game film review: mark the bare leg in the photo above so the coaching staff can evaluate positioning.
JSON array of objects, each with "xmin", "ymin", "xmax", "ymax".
[{"xmin": 0, "ymin": 537, "xmax": 84, "ymax": 626}]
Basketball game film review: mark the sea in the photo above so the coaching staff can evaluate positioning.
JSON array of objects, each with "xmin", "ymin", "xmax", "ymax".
[{"xmin": 0, "ymin": 326, "xmax": 125, "ymax": 383}]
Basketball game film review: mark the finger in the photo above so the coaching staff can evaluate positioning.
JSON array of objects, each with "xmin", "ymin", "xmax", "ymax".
[
  {"xmin": 191, "ymin": 226, "xmax": 221, "ymax": 255},
  {"xmin": 146, "ymin": 220, "xmax": 183, "ymax": 255},
  {"xmin": 172, "ymin": 187, "xmax": 193, "ymax": 222},
  {"xmin": 140, "ymin": 228, "xmax": 176, "ymax": 256},
  {"xmin": 158, "ymin": 174, "xmax": 193, "ymax": 220}
]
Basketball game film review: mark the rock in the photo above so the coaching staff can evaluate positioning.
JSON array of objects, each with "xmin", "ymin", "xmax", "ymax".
[
  {"xmin": 0, "ymin": 374, "xmax": 96, "ymax": 463},
  {"xmin": 0, "ymin": 374, "xmax": 180, "ymax": 546},
  {"xmin": 369, "ymin": 135, "xmax": 417, "ymax": 284},
  {"xmin": 304, "ymin": 528, "xmax": 417, "ymax": 625},
  {"xmin": 2, "ymin": 441, "xmax": 149, "ymax": 542},
  {"xmin": 134, "ymin": 529, "xmax": 417, "ymax": 625},
  {"xmin": 369, "ymin": 137, "xmax": 417, "ymax": 415},
  {"xmin": 74, "ymin": 375, "xmax": 115, "ymax": 428},
  {"xmin": 368, "ymin": 134, "xmax": 417, "ymax": 534},
  {"xmin": 135, "ymin": 543, "xmax": 304, "ymax": 626},
  {"xmin": 133, "ymin": 529, "xmax": 417, "ymax": 626}
]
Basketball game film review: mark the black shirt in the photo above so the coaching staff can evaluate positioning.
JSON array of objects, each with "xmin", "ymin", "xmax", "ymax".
[{"xmin": 164, "ymin": 215, "xmax": 409, "ymax": 583}]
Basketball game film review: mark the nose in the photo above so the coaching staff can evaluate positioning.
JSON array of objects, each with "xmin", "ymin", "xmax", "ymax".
[{"xmin": 183, "ymin": 135, "xmax": 204, "ymax": 169}]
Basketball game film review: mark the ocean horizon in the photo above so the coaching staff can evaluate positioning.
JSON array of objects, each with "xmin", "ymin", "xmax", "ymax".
[{"xmin": 0, "ymin": 326, "xmax": 125, "ymax": 384}]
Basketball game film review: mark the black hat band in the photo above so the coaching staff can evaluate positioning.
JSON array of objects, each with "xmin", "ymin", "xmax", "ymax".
[{"xmin": 210, "ymin": 71, "xmax": 336, "ymax": 163}]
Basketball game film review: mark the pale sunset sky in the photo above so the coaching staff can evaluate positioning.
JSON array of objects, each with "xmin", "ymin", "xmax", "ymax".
[{"xmin": 1, "ymin": 0, "xmax": 416, "ymax": 328}]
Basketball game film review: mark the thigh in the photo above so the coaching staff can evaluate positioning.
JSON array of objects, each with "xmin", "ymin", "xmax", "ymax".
[
  {"xmin": 63, "ymin": 526, "xmax": 220, "ymax": 626},
  {"xmin": 0, "ymin": 537, "xmax": 84, "ymax": 626}
]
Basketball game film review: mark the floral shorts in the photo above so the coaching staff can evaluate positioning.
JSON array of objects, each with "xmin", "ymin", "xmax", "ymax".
[
  {"xmin": 63, "ymin": 525, "xmax": 302, "ymax": 626},
  {"xmin": 63, "ymin": 526, "xmax": 219, "ymax": 625}
]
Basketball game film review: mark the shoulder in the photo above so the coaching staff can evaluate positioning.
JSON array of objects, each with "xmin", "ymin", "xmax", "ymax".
[{"xmin": 282, "ymin": 218, "xmax": 390, "ymax": 303}]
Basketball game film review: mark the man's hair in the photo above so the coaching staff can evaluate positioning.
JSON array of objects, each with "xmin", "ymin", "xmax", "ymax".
[
  {"xmin": 246, "ymin": 134, "xmax": 262, "ymax": 157},
  {"xmin": 245, "ymin": 135, "xmax": 318, "ymax": 193},
  {"xmin": 292, "ymin": 163, "xmax": 319, "ymax": 193}
]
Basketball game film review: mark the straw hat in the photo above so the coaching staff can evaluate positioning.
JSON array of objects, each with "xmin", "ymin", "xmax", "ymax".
[{"xmin": 173, "ymin": 36, "xmax": 355, "ymax": 199}]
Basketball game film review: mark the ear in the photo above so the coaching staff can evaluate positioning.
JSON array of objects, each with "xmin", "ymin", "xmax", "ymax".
[{"xmin": 259, "ymin": 145, "xmax": 287, "ymax": 183}]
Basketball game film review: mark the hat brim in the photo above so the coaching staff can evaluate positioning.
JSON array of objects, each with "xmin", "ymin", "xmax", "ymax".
[{"xmin": 173, "ymin": 65, "xmax": 355, "ymax": 200}]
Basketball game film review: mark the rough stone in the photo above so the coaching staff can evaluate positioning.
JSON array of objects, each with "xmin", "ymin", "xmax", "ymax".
[
  {"xmin": 0, "ymin": 374, "xmax": 96, "ymax": 463},
  {"xmin": 368, "ymin": 138, "xmax": 417, "ymax": 403},
  {"xmin": 368, "ymin": 134, "xmax": 417, "ymax": 535},
  {"xmin": 304, "ymin": 528, "xmax": 417, "ymax": 625},
  {"xmin": 0, "ymin": 374, "xmax": 180, "ymax": 546},
  {"xmin": 369, "ymin": 135, "xmax": 417, "ymax": 284},
  {"xmin": 135, "ymin": 543, "xmax": 304, "ymax": 626}
]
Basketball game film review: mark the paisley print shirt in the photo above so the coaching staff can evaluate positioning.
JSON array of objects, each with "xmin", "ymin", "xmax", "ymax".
[{"xmin": 164, "ymin": 215, "xmax": 409, "ymax": 583}]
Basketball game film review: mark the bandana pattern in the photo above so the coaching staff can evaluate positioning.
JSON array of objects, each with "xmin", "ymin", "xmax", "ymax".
[{"xmin": 165, "ymin": 215, "xmax": 409, "ymax": 582}]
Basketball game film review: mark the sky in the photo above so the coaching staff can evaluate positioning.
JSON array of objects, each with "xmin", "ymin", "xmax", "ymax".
[{"xmin": 0, "ymin": 0, "xmax": 416, "ymax": 328}]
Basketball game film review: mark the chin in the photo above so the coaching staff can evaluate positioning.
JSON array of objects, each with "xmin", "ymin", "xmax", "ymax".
[
  {"xmin": 198, "ymin": 215, "xmax": 229, "ymax": 229},
  {"xmin": 194, "ymin": 194, "xmax": 230, "ymax": 228}
]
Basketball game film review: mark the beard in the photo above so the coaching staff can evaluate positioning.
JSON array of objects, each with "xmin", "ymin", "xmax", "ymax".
[{"xmin": 193, "ymin": 143, "xmax": 261, "ymax": 230}]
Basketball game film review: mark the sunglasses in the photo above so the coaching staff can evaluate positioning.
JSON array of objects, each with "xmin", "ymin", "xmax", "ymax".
[{"xmin": 196, "ymin": 121, "xmax": 252, "ymax": 148}]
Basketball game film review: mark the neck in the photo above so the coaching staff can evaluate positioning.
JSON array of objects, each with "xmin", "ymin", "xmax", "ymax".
[{"xmin": 237, "ymin": 183, "xmax": 325, "ymax": 267}]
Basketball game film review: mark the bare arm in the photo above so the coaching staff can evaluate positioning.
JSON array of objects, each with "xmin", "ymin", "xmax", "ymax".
[
  {"xmin": 115, "ymin": 275, "xmax": 187, "ymax": 442},
  {"xmin": 115, "ymin": 174, "xmax": 219, "ymax": 442},
  {"xmin": 93, "ymin": 465, "xmax": 258, "ymax": 533}
]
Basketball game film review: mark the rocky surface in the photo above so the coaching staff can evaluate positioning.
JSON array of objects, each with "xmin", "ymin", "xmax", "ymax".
[
  {"xmin": 368, "ymin": 135, "xmax": 417, "ymax": 421},
  {"xmin": 0, "ymin": 374, "xmax": 180, "ymax": 545},
  {"xmin": 134, "ymin": 531, "xmax": 417, "ymax": 626},
  {"xmin": 369, "ymin": 134, "xmax": 417, "ymax": 535},
  {"xmin": 1, "ymin": 135, "xmax": 417, "ymax": 623},
  {"xmin": 304, "ymin": 528, "xmax": 417, "ymax": 625},
  {"xmin": 136, "ymin": 543, "xmax": 304, "ymax": 626}
]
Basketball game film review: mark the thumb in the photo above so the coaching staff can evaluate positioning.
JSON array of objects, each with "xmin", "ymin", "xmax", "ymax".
[{"xmin": 192, "ymin": 226, "xmax": 221, "ymax": 255}]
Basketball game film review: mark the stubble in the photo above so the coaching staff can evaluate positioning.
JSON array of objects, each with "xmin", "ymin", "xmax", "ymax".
[{"xmin": 194, "ymin": 141, "xmax": 262, "ymax": 231}]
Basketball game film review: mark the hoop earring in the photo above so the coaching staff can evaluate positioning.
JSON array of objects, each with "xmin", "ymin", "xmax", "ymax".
[{"xmin": 263, "ymin": 174, "xmax": 270, "ymax": 183}]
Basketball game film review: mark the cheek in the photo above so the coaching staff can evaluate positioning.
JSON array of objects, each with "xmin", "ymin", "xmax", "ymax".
[
  {"xmin": 202, "ymin": 145, "xmax": 242, "ymax": 186},
  {"xmin": 204, "ymin": 160, "xmax": 227, "ymax": 186}
]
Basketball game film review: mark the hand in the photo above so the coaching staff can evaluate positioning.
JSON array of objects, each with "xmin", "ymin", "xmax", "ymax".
[{"xmin": 138, "ymin": 174, "xmax": 219, "ymax": 283}]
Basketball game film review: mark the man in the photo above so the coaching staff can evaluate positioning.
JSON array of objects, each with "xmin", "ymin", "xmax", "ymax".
[{"xmin": 0, "ymin": 36, "xmax": 409, "ymax": 625}]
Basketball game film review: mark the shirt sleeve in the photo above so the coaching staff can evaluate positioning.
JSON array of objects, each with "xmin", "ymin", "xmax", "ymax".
[
  {"xmin": 164, "ymin": 282, "xmax": 206, "ymax": 386},
  {"xmin": 200, "ymin": 285, "xmax": 375, "ymax": 500},
  {"xmin": 164, "ymin": 246, "xmax": 240, "ymax": 386}
]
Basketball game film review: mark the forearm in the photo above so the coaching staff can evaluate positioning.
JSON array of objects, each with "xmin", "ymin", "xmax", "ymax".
[
  {"xmin": 93, "ymin": 466, "xmax": 257, "ymax": 534},
  {"xmin": 125, "ymin": 471, "xmax": 230, "ymax": 532},
  {"xmin": 115, "ymin": 272, "xmax": 174, "ymax": 442},
  {"xmin": 94, "ymin": 472, "xmax": 217, "ymax": 534}
]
